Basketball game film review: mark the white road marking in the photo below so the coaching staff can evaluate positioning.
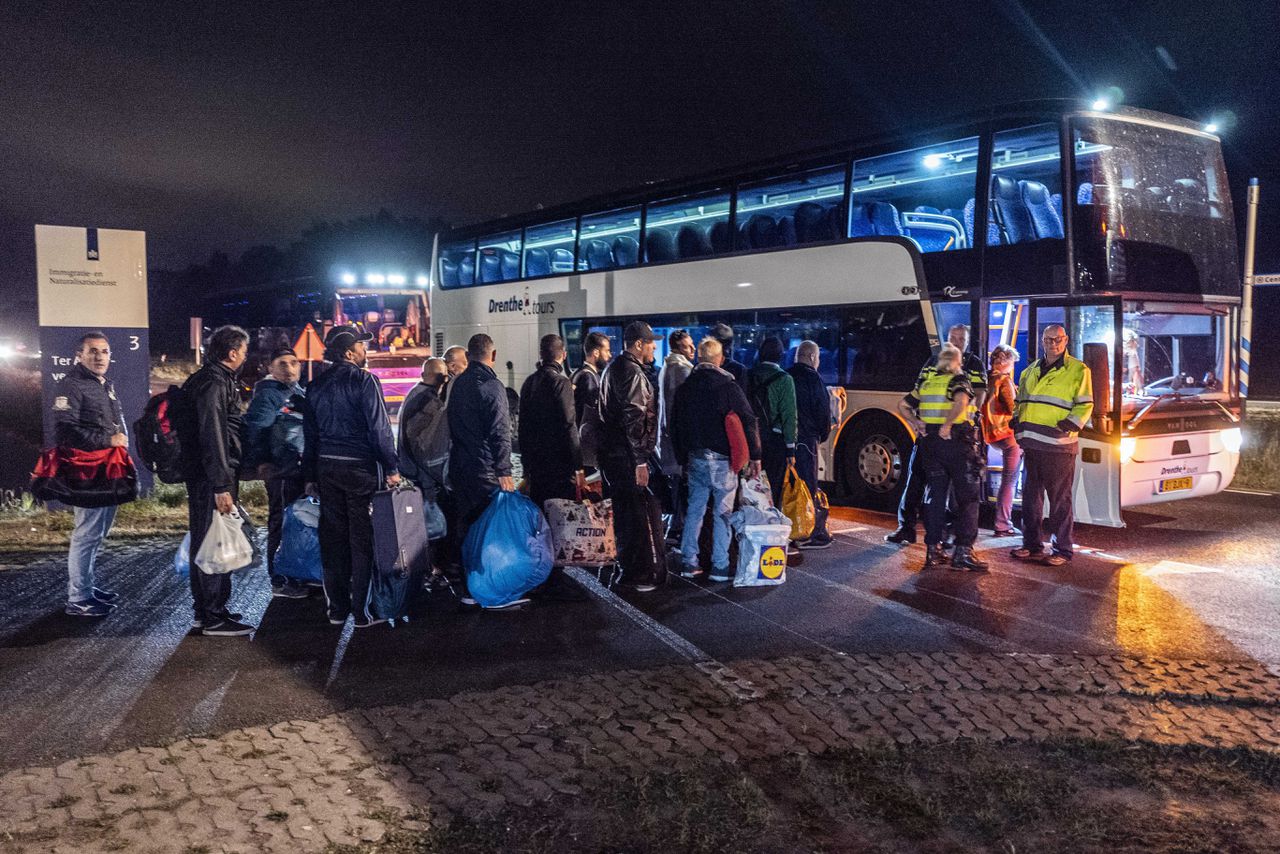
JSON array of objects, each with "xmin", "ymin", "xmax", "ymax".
[
  {"xmin": 565, "ymin": 568, "xmax": 765, "ymax": 701},
  {"xmin": 1142, "ymin": 560, "xmax": 1224, "ymax": 577}
]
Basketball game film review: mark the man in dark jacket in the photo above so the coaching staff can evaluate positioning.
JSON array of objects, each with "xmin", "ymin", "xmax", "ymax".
[
  {"xmin": 709, "ymin": 323, "xmax": 748, "ymax": 392},
  {"xmin": 242, "ymin": 346, "xmax": 308, "ymax": 598},
  {"xmin": 572, "ymin": 330, "xmax": 611, "ymax": 475},
  {"xmin": 788, "ymin": 340, "xmax": 833, "ymax": 549},
  {"xmin": 672, "ymin": 337, "xmax": 762, "ymax": 580},
  {"xmin": 600, "ymin": 321, "xmax": 667, "ymax": 591},
  {"xmin": 446, "ymin": 333, "xmax": 515, "ymax": 605},
  {"xmin": 303, "ymin": 326, "xmax": 401, "ymax": 628},
  {"xmin": 56, "ymin": 332, "xmax": 129, "ymax": 618},
  {"xmin": 179, "ymin": 325, "xmax": 253, "ymax": 637},
  {"xmin": 398, "ymin": 357, "xmax": 450, "ymax": 498},
  {"xmin": 519, "ymin": 334, "xmax": 582, "ymax": 508}
]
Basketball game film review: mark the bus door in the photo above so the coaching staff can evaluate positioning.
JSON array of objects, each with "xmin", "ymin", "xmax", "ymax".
[
  {"xmin": 982, "ymin": 299, "xmax": 1030, "ymax": 508},
  {"xmin": 1028, "ymin": 299, "xmax": 1124, "ymax": 528}
]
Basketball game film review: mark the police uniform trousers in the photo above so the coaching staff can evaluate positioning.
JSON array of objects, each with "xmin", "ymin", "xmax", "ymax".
[{"xmin": 919, "ymin": 428, "xmax": 981, "ymax": 548}]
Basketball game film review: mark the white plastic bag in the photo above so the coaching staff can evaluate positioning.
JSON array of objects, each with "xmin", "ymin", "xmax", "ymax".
[
  {"xmin": 730, "ymin": 505, "xmax": 790, "ymax": 587},
  {"xmin": 738, "ymin": 472, "xmax": 775, "ymax": 510},
  {"xmin": 194, "ymin": 507, "xmax": 255, "ymax": 574}
]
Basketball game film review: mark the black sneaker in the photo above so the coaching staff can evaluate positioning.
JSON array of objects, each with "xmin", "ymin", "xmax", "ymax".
[
  {"xmin": 884, "ymin": 527, "xmax": 916, "ymax": 546},
  {"xmin": 65, "ymin": 600, "xmax": 113, "ymax": 617},
  {"xmin": 195, "ymin": 612, "xmax": 244, "ymax": 628},
  {"xmin": 202, "ymin": 618, "xmax": 254, "ymax": 637},
  {"xmin": 271, "ymin": 580, "xmax": 310, "ymax": 599},
  {"xmin": 626, "ymin": 583, "xmax": 658, "ymax": 593},
  {"xmin": 91, "ymin": 588, "xmax": 120, "ymax": 604},
  {"xmin": 798, "ymin": 537, "xmax": 833, "ymax": 550},
  {"xmin": 353, "ymin": 616, "xmax": 388, "ymax": 629},
  {"xmin": 922, "ymin": 545, "xmax": 948, "ymax": 569}
]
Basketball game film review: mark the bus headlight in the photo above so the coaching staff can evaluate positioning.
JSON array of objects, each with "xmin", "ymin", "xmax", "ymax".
[
  {"xmin": 1220, "ymin": 427, "xmax": 1243, "ymax": 453},
  {"xmin": 1120, "ymin": 436, "xmax": 1136, "ymax": 464}
]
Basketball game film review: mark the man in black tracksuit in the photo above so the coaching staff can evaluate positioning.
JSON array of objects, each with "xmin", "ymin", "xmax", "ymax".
[
  {"xmin": 302, "ymin": 326, "xmax": 400, "ymax": 628},
  {"xmin": 446, "ymin": 333, "xmax": 515, "ymax": 588},
  {"xmin": 600, "ymin": 321, "xmax": 668, "ymax": 591},
  {"xmin": 788, "ymin": 340, "xmax": 833, "ymax": 548},
  {"xmin": 178, "ymin": 325, "xmax": 252, "ymax": 637},
  {"xmin": 519, "ymin": 334, "xmax": 582, "ymax": 508}
]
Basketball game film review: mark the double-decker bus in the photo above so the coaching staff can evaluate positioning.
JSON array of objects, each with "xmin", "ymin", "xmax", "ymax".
[{"xmin": 427, "ymin": 101, "xmax": 1243, "ymax": 527}]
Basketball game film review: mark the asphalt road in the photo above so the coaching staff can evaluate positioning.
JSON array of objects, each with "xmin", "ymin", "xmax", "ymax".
[{"xmin": 1, "ymin": 489, "xmax": 1277, "ymax": 772}]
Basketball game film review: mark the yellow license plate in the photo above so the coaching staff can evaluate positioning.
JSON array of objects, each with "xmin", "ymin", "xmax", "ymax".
[{"xmin": 1158, "ymin": 476, "xmax": 1193, "ymax": 493}]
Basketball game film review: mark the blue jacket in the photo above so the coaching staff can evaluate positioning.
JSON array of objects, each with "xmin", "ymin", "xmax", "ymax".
[
  {"xmin": 302, "ymin": 361, "xmax": 398, "ymax": 480},
  {"xmin": 53, "ymin": 363, "xmax": 126, "ymax": 451},
  {"xmin": 446, "ymin": 361, "xmax": 512, "ymax": 488},
  {"xmin": 241, "ymin": 378, "xmax": 303, "ymax": 470},
  {"xmin": 787, "ymin": 362, "xmax": 832, "ymax": 444}
]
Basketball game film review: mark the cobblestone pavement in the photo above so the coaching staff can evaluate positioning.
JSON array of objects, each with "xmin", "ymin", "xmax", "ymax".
[{"xmin": 2, "ymin": 650, "xmax": 1279, "ymax": 853}]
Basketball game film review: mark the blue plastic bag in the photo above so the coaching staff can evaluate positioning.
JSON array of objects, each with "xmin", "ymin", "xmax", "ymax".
[
  {"xmin": 174, "ymin": 532, "xmax": 191, "ymax": 577},
  {"xmin": 274, "ymin": 497, "xmax": 324, "ymax": 584},
  {"xmin": 462, "ymin": 491, "xmax": 553, "ymax": 608}
]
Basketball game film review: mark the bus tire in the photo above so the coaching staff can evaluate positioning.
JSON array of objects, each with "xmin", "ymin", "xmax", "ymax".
[{"xmin": 836, "ymin": 413, "xmax": 912, "ymax": 513}]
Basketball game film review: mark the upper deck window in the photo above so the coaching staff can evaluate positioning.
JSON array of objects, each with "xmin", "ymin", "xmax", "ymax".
[
  {"xmin": 438, "ymin": 239, "xmax": 477, "ymax": 288},
  {"xmin": 644, "ymin": 190, "xmax": 731, "ymax": 263},
  {"xmin": 850, "ymin": 137, "xmax": 979, "ymax": 252},
  {"xmin": 735, "ymin": 165, "xmax": 846, "ymax": 250},
  {"xmin": 985, "ymin": 123, "xmax": 1064, "ymax": 246},
  {"xmin": 578, "ymin": 206, "xmax": 641, "ymax": 271},
  {"xmin": 523, "ymin": 219, "xmax": 576, "ymax": 278},
  {"xmin": 478, "ymin": 230, "xmax": 522, "ymax": 284}
]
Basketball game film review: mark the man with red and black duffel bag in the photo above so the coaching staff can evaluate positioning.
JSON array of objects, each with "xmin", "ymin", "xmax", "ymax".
[{"xmin": 32, "ymin": 332, "xmax": 137, "ymax": 618}]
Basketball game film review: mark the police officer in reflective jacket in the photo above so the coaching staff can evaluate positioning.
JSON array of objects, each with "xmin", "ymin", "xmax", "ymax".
[{"xmin": 898, "ymin": 344, "xmax": 988, "ymax": 572}]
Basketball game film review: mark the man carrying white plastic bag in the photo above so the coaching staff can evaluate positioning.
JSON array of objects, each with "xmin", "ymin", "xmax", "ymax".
[{"xmin": 194, "ymin": 505, "xmax": 256, "ymax": 574}]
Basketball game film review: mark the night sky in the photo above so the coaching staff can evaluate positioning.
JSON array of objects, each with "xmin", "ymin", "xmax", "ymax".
[{"xmin": 2, "ymin": 0, "xmax": 1278, "ymax": 335}]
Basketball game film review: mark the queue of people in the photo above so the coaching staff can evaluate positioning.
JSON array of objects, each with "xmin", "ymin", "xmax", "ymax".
[{"xmin": 51, "ymin": 317, "xmax": 1092, "ymax": 628}]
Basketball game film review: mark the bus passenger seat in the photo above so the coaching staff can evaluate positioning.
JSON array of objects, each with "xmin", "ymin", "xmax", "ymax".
[
  {"xmin": 458, "ymin": 254, "xmax": 475, "ymax": 285},
  {"xmin": 1020, "ymin": 180, "xmax": 1063, "ymax": 239},
  {"xmin": 990, "ymin": 175, "xmax": 1034, "ymax": 244},
  {"xmin": 826, "ymin": 201, "xmax": 848, "ymax": 239},
  {"xmin": 612, "ymin": 235, "xmax": 640, "ymax": 266},
  {"xmin": 709, "ymin": 220, "xmax": 731, "ymax": 253},
  {"xmin": 646, "ymin": 229, "xmax": 677, "ymax": 263},
  {"xmin": 1169, "ymin": 178, "xmax": 1208, "ymax": 215},
  {"xmin": 794, "ymin": 202, "xmax": 827, "ymax": 243},
  {"xmin": 440, "ymin": 258, "xmax": 459, "ymax": 287},
  {"xmin": 524, "ymin": 248, "xmax": 550, "ymax": 278},
  {"xmin": 1049, "ymin": 194, "xmax": 1063, "ymax": 223},
  {"xmin": 479, "ymin": 251, "xmax": 502, "ymax": 283},
  {"xmin": 775, "ymin": 215, "xmax": 796, "ymax": 247},
  {"xmin": 584, "ymin": 239, "xmax": 614, "ymax": 270},
  {"xmin": 678, "ymin": 224, "xmax": 713, "ymax": 258},
  {"xmin": 744, "ymin": 214, "xmax": 776, "ymax": 249},
  {"xmin": 499, "ymin": 249, "xmax": 520, "ymax": 280},
  {"xmin": 868, "ymin": 202, "xmax": 905, "ymax": 236},
  {"xmin": 1076, "ymin": 182, "xmax": 1094, "ymax": 205},
  {"xmin": 848, "ymin": 204, "xmax": 875, "ymax": 238},
  {"xmin": 550, "ymin": 248, "xmax": 574, "ymax": 272}
]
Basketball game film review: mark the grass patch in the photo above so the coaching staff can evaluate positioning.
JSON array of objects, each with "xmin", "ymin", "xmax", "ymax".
[
  {"xmin": 0, "ymin": 481, "xmax": 270, "ymax": 553},
  {"xmin": 328, "ymin": 738, "xmax": 1280, "ymax": 853},
  {"xmin": 1236, "ymin": 409, "xmax": 1280, "ymax": 491}
]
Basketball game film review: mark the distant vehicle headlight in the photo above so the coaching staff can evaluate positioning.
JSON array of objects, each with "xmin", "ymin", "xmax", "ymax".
[
  {"xmin": 1220, "ymin": 427, "xmax": 1243, "ymax": 453},
  {"xmin": 1119, "ymin": 436, "xmax": 1136, "ymax": 464},
  {"xmin": 0, "ymin": 344, "xmax": 12, "ymax": 359}
]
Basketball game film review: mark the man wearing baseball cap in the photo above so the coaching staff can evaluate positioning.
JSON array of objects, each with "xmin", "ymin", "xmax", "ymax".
[
  {"xmin": 599, "ymin": 320, "xmax": 668, "ymax": 591},
  {"xmin": 303, "ymin": 325, "xmax": 401, "ymax": 628}
]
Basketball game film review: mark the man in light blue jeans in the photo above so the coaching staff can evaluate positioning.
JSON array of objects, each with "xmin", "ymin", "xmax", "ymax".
[
  {"xmin": 681, "ymin": 451, "xmax": 738, "ymax": 578},
  {"xmin": 68, "ymin": 505, "xmax": 120, "ymax": 607}
]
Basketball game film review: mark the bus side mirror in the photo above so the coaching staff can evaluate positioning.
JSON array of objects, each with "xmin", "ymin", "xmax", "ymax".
[{"xmin": 1082, "ymin": 342, "xmax": 1112, "ymax": 434}]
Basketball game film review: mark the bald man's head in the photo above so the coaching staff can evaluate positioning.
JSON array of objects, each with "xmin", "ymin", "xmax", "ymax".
[
  {"xmin": 422, "ymin": 357, "xmax": 447, "ymax": 387},
  {"xmin": 796, "ymin": 340, "xmax": 820, "ymax": 369}
]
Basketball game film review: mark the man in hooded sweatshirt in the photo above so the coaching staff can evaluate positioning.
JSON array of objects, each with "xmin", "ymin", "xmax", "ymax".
[{"xmin": 656, "ymin": 329, "xmax": 694, "ymax": 540}]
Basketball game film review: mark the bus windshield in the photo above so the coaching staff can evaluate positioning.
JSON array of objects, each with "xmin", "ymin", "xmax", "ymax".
[
  {"xmin": 1122, "ymin": 305, "xmax": 1229, "ymax": 404},
  {"xmin": 1072, "ymin": 116, "xmax": 1239, "ymax": 296}
]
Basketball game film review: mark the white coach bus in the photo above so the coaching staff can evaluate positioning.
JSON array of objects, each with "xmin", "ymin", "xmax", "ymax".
[{"xmin": 426, "ymin": 102, "xmax": 1244, "ymax": 527}]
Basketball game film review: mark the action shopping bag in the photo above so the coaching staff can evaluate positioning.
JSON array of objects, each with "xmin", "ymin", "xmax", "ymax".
[
  {"xmin": 781, "ymin": 463, "xmax": 815, "ymax": 541},
  {"xmin": 194, "ymin": 506, "xmax": 256, "ymax": 574},
  {"xmin": 462, "ymin": 491, "xmax": 553, "ymax": 608},
  {"xmin": 274, "ymin": 497, "xmax": 324, "ymax": 584},
  {"xmin": 371, "ymin": 485, "xmax": 431, "ymax": 622},
  {"xmin": 543, "ymin": 498, "xmax": 616, "ymax": 568},
  {"xmin": 729, "ymin": 505, "xmax": 790, "ymax": 587},
  {"xmin": 30, "ymin": 445, "xmax": 138, "ymax": 508}
]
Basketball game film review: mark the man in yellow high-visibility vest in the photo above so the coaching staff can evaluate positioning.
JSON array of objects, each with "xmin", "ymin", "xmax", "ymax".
[
  {"xmin": 1011, "ymin": 324, "xmax": 1093, "ymax": 567},
  {"xmin": 898, "ymin": 345, "xmax": 988, "ymax": 571}
]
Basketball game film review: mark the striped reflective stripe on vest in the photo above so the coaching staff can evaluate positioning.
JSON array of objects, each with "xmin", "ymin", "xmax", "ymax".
[{"xmin": 918, "ymin": 373, "xmax": 974, "ymax": 425}]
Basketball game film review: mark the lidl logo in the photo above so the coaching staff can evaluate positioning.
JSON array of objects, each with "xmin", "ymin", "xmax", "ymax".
[{"xmin": 759, "ymin": 546, "xmax": 786, "ymax": 580}]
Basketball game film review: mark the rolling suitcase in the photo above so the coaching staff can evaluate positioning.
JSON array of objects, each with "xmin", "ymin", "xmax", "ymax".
[{"xmin": 371, "ymin": 484, "xmax": 431, "ymax": 623}]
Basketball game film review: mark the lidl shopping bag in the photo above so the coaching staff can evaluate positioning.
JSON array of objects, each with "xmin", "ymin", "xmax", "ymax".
[
  {"xmin": 781, "ymin": 464, "xmax": 815, "ymax": 541},
  {"xmin": 544, "ymin": 498, "xmax": 616, "ymax": 567},
  {"xmin": 730, "ymin": 505, "xmax": 790, "ymax": 587},
  {"xmin": 274, "ymin": 497, "xmax": 323, "ymax": 584},
  {"xmin": 463, "ymin": 491, "xmax": 554, "ymax": 608},
  {"xmin": 194, "ymin": 507, "xmax": 255, "ymax": 574}
]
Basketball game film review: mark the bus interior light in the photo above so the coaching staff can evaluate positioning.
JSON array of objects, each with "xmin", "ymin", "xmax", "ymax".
[
  {"xmin": 366, "ymin": 273, "xmax": 386, "ymax": 285},
  {"xmin": 1120, "ymin": 436, "xmax": 1136, "ymax": 464},
  {"xmin": 387, "ymin": 273, "xmax": 407, "ymax": 285},
  {"xmin": 1092, "ymin": 97, "xmax": 1110, "ymax": 111},
  {"xmin": 922, "ymin": 153, "xmax": 945, "ymax": 169},
  {"xmin": 340, "ymin": 272, "xmax": 357, "ymax": 285},
  {"xmin": 1220, "ymin": 427, "xmax": 1243, "ymax": 453},
  {"xmin": 416, "ymin": 274, "xmax": 429, "ymax": 286}
]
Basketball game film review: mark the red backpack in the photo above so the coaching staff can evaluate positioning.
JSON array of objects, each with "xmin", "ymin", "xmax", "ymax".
[{"xmin": 133, "ymin": 385, "xmax": 186, "ymax": 483}]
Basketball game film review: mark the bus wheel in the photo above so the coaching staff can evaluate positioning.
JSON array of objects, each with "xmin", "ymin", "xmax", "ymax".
[{"xmin": 838, "ymin": 414, "xmax": 911, "ymax": 512}]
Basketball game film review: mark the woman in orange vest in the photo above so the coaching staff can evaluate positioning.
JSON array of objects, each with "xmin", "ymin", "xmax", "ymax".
[{"xmin": 983, "ymin": 345, "xmax": 1022, "ymax": 536}]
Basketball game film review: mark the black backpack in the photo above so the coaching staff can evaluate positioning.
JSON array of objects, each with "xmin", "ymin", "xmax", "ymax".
[
  {"xmin": 748, "ymin": 370, "xmax": 784, "ymax": 432},
  {"xmin": 134, "ymin": 385, "xmax": 186, "ymax": 484}
]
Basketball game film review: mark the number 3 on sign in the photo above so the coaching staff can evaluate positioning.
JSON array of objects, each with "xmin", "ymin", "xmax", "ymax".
[{"xmin": 129, "ymin": 336, "xmax": 140, "ymax": 351}]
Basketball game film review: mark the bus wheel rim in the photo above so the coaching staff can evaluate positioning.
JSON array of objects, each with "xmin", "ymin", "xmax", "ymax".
[{"xmin": 858, "ymin": 433, "xmax": 900, "ymax": 492}]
